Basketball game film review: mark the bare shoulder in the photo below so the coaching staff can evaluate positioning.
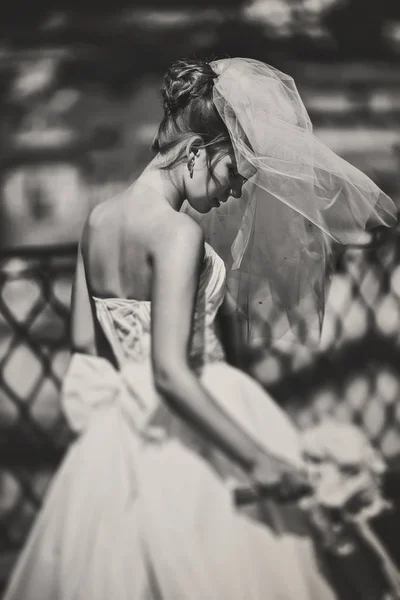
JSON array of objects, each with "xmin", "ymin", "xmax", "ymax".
[
  {"xmin": 152, "ymin": 212, "xmax": 205, "ymax": 262},
  {"xmin": 79, "ymin": 200, "xmax": 109, "ymax": 244},
  {"xmin": 85, "ymin": 195, "xmax": 117, "ymax": 229}
]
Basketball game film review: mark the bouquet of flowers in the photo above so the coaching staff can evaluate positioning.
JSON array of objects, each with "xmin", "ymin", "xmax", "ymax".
[{"xmin": 300, "ymin": 419, "xmax": 400, "ymax": 599}]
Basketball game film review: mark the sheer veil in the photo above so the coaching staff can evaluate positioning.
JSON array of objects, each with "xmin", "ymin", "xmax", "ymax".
[{"xmin": 184, "ymin": 58, "xmax": 397, "ymax": 348}]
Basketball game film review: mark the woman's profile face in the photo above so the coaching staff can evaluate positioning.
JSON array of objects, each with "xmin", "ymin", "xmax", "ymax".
[{"xmin": 185, "ymin": 148, "xmax": 247, "ymax": 214}]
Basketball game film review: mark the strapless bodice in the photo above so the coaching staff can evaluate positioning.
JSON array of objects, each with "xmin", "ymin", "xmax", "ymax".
[{"xmin": 93, "ymin": 243, "xmax": 227, "ymax": 372}]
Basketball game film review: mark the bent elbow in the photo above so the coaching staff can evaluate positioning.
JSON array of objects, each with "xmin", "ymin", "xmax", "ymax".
[
  {"xmin": 153, "ymin": 365, "xmax": 178, "ymax": 396},
  {"xmin": 153, "ymin": 360, "xmax": 190, "ymax": 397}
]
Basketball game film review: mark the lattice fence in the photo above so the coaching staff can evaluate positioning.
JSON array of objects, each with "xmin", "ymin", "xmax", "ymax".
[
  {"xmin": 2, "ymin": 232, "xmax": 400, "ymax": 583},
  {"xmin": 0, "ymin": 244, "xmax": 76, "ymax": 561},
  {"xmin": 267, "ymin": 235, "xmax": 400, "ymax": 458}
]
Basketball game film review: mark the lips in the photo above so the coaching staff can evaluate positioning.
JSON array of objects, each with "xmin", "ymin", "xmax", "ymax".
[{"xmin": 212, "ymin": 196, "xmax": 229, "ymax": 207}]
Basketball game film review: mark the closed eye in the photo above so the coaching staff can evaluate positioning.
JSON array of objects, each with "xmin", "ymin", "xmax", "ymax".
[
  {"xmin": 229, "ymin": 166, "xmax": 248, "ymax": 185},
  {"xmin": 229, "ymin": 167, "xmax": 240, "ymax": 180}
]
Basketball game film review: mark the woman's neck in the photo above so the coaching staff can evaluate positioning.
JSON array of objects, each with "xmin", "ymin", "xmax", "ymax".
[{"xmin": 138, "ymin": 154, "xmax": 186, "ymax": 212}]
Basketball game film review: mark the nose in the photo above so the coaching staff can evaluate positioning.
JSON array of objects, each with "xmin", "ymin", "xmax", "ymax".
[{"xmin": 230, "ymin": 178, "xmax": 243, "ymax": 199}]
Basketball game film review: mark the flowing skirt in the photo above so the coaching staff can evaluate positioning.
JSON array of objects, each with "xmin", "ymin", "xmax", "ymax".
[{"xmin": 3, "ymin": 356, "xmax": 338, "ymax": 600}]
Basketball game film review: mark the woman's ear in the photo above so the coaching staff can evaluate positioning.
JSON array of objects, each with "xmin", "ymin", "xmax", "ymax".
[
  {"xmin": 185, "ymin": 136, "xmax": 204, "ymax": 161},
  {"xmin": 185, "ymin": 136, "xmax": 205, "ymax": 178}
]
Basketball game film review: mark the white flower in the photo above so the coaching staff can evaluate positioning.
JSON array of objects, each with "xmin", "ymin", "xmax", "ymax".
[
  {"xmin": 302, "ymin": 418, "xmax": 385, "ymax": 474},
  {"xmin": 301, "ymin": 419, "xmax": 388, "ymax": 515},
  {"xmin": 301, "ymin": 420, "xmax": 400, "ymax": 592}
]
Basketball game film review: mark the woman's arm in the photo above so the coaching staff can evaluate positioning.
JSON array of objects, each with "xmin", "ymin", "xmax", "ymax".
[
  {"xmin": 216, "ymin": 289, "xmax": 246, "ymax": 369},
  {"xmin": 150, "ymin": 215, "xmax": 294, "ymax": 474},
  {"xmin": 70, "ymin": 242, "xmax": 97, "ymax": 355}
]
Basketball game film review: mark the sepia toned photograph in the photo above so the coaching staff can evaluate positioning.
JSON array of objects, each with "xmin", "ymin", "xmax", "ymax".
[{"xmin": 1, "ymin": 0, "xmax": 400, "ymax": 598}]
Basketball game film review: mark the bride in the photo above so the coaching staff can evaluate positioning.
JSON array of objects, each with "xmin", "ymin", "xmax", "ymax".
[{"xmin": 3, "ymin": 57, "xmax": 396, "ymax": 599}]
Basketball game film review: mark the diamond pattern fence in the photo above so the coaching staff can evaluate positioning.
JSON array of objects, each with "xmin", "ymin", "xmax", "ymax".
[
  {"xmin": 0, "ymin": 244, "xmax": 76, "ymax": 570},
  {"xmin": 267, "ymin": 237, "xmax": 400, "ymax": 458},
  {"xmin": 2, "ymin": 231, "xmax": 400, "ymax": 583}
]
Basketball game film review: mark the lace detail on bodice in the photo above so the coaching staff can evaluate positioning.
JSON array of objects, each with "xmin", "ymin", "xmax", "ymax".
[{"xmin": 94, "ymin": 244, "xmax": 226, "ymax": 371}]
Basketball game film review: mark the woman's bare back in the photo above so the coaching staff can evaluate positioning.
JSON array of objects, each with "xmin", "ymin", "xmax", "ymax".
[{"xmin": 81, "ymin": 182, "xmax": 177, "ymax": 302}]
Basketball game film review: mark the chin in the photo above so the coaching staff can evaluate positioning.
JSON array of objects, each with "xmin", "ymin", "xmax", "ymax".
[{"xmin": 189, "ymin": 199, "xmax": 213, "ymax": 214}]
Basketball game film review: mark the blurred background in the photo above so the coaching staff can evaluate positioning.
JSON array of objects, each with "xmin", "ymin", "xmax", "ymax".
[{"xmin": 1, "ymin": 0, "xmax": 400, "ymax": 588}]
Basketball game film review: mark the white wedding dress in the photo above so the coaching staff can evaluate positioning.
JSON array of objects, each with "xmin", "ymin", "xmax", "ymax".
[{"xmin": 3, "ymin": 243, "xmax": 338, "ymax": 600}]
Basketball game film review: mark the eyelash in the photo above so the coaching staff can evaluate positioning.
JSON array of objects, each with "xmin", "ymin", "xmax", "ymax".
[{"xmin": 229, "ymin": 167, "xmax": 248, "ymax": 185}]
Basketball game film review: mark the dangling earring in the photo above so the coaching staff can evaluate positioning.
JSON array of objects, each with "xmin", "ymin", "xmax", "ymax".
[{"xmin": 188, "ymin": 155, "xmax": 196, "ymax": 179}]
